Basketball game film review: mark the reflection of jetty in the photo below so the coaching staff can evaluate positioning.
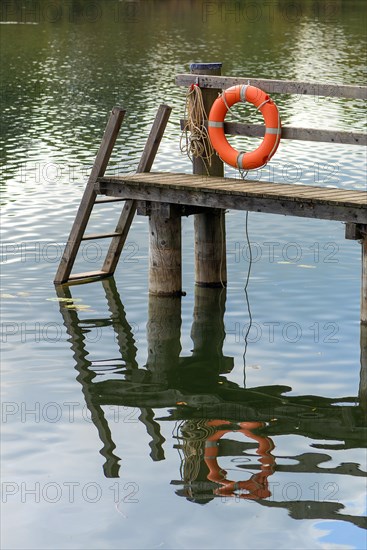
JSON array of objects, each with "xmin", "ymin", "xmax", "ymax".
[
  {"xmin": 56, "ymin": 278, "xmax": 366, "ymax": 528},
  {"xmin": 54, "ymin": 64, "xmax": 367, "ymax": 328}
]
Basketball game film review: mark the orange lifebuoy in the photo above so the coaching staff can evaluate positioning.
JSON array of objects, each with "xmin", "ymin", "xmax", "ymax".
[
  {"xmin": 208, "ymin": 85, "xmax": 281, "ymax": 170},
  {"xmin": 204, "ymin": 420, "xmax": 275, "ymax": 500}
]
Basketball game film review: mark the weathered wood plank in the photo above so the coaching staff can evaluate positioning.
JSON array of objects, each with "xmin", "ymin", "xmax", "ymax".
[
  {"xmin": 100, "ymin": 173, "xmax": 365, "ymax": 198},
  {"xmin": 96, "ymin": 173, "xmax": 367, "ymax": 224},
  {"xmin": 54, "ymin": 107, "xmax": 126, "ymax": 284},
  {"xmin": 102, "ymin": 104, "xmax": 172, "ymax": 275},
  {"xmin": 94, "ymin": 197, "xmax": 126, "ymax": 204},
  {"xmin": 225, "ymin": 123, "xmax": 366, "ymax": 145},
  {"xmin": 180, "ymin": 120, "xmax": 366, "ymax": 145},
  {"xmin": 67, "ymin": 270, "xmax": 111, "ymax": 282},
  {"xmin": 345, "ymin": 224, "xmax": 367, "ymax": 240},
  {"xmin": 194, "ymin": 181, "xmax": 364, "ymax": 201},
  {"xmin": 98, "ymin": 173, "xmax": 366, "ymax": 206},
  {"xmin": 322, "ymin": 193, "xmax": 367, "ymax": 202},
  {"xmin": 101, "ymin": 199, "xmax": 136, "ymax": 273},
  {"xmin": 81, "ymin": 232, "xmax": 122, "ymax": 240},
  {"xmin": 176, "ymin": 74, "xmax": 367, "ymax": 100}
]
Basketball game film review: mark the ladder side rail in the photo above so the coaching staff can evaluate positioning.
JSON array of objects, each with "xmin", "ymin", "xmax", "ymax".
[
  {"xmin": 101, "ymin": 104, "xmax": 172, "ymax": 275},
  {"xmin": 54, "ymin": 107, "xmax": 126, "ymax": 284}
]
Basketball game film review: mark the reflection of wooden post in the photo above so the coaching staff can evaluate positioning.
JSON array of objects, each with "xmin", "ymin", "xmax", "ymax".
[
  {"xmin": 146, "ymin": 295, "xmax": 182, "ymax": 383},
  {"xmin": 360, "ymin": 236, "xmax": 366, "ymax": 418},
  {"xmin": 149, "ymin": 204, "xmax": 182, "ymax": 295},
  {"xmin": 362, "ymin": 236, "xmax": 367, "ymax": 324},
  {"xmin": 346, "ymin": 224, "xmax": 367, "ymax": 324},
  {"xmin": 359, "ymin": 323, "xmax": 367, "ymax": 418},
  {"xmin": 190, "ymin": 62, "xmax": 227, "ymax": 287},
  {"xmin": 345, "ymin": 225, "xmax": 367, "ymax": 417},
  {"xmin": 191, "ymin": 286, "xmax": 233, "ymax": 375},
  {"xmin": 192, "ymin": 286, "xmax": 225, "ymax": 354}
]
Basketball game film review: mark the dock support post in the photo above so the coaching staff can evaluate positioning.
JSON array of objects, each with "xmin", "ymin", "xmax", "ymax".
[
  {"xmin": 190, "ymin": 62, "xmax": 227, "ymax": 287},
  {"xmin": 149, "ymin": 204, "xmax": 182, "ymax": 296}
]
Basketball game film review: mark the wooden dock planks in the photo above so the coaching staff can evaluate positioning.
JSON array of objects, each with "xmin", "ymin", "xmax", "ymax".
[{"xmin": 96, "ymin": 172, "xmax": 367, "ymax": 224}]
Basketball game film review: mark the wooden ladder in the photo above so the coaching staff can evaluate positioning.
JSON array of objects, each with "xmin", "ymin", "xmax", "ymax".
[{"xmin": 54, "ymin": 104, "xmax": 171, "ymax": 285}]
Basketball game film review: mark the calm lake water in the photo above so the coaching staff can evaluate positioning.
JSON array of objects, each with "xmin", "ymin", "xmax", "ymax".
[{"xmin": 1, "ymin": 1, "xmax": 366, "ymax": 549}]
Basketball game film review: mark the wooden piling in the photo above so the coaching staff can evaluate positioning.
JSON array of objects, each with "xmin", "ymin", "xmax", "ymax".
[
  {"xmin": 190, "ymin": 62, "xmax": 227, "ymax": 287},
  {"xmin": 148, "ymin": 204, "xmax": 182, "ymax": 296}
]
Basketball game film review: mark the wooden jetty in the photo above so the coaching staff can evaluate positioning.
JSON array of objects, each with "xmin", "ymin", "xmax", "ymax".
[
  {"xmin": 54, "ymin": 63, "xmax": 367, "ymax": 324},
  {"xmin": 53, "ymin": 64, "xmax": 366, "ymax": 521},
  {"xmin": 55, "ymin": 278, "xmax": 366, "ymax": 526}
]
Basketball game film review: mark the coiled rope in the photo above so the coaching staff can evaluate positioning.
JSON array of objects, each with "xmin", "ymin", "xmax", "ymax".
[{"xmin": 180, "ymin": 84, "xmax": 214, "ymax": 173}]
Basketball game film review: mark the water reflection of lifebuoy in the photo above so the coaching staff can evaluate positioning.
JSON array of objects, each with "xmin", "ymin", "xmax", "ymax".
[{"xmin": 204, "ymin": 420, "xmax": 275, "ymax": 500}]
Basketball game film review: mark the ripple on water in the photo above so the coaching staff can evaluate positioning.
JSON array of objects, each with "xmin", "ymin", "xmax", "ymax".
[{"xmin": 1, "ymin": 5, "xmax": 366, "ymax": 549}]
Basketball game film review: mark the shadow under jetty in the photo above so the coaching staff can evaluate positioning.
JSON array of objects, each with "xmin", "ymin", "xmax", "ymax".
[{"xmin": 56, "ymin": 279, "xmax": 366, "ymax": 528}]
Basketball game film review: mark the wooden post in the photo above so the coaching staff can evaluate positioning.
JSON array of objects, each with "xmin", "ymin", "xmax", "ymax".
[
  {"xmin": 362, "ymin": 236, "xmax": 367, "ymax": 324},
  {"xmin": 149, "ymin": 204, "xmax": 182, "ymax": 296},
  {"xmin": 190, "ymin": 62, "xmax": 227, "ymax": 287}
]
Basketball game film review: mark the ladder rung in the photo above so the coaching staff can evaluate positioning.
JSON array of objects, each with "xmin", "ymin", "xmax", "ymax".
[
  {"xmin": 82, "ymin": 232, "xmax": 122, "ymax": 240},
  {"xmin": 68, "ymin": 270, "xmax": 109, "ymax": 281},
  {"xmin": 95, "ymin": 198, "xmax": 126, "ymax": 204}
]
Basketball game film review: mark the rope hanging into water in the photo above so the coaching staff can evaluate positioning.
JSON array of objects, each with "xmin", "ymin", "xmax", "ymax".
[
  {"xmin": 237, "ymin": 168, "xmax": 253, "ymax": 386},
  {"xmin": 180, "ymin": 84, "xmax": 214, "ymax": 172}
]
